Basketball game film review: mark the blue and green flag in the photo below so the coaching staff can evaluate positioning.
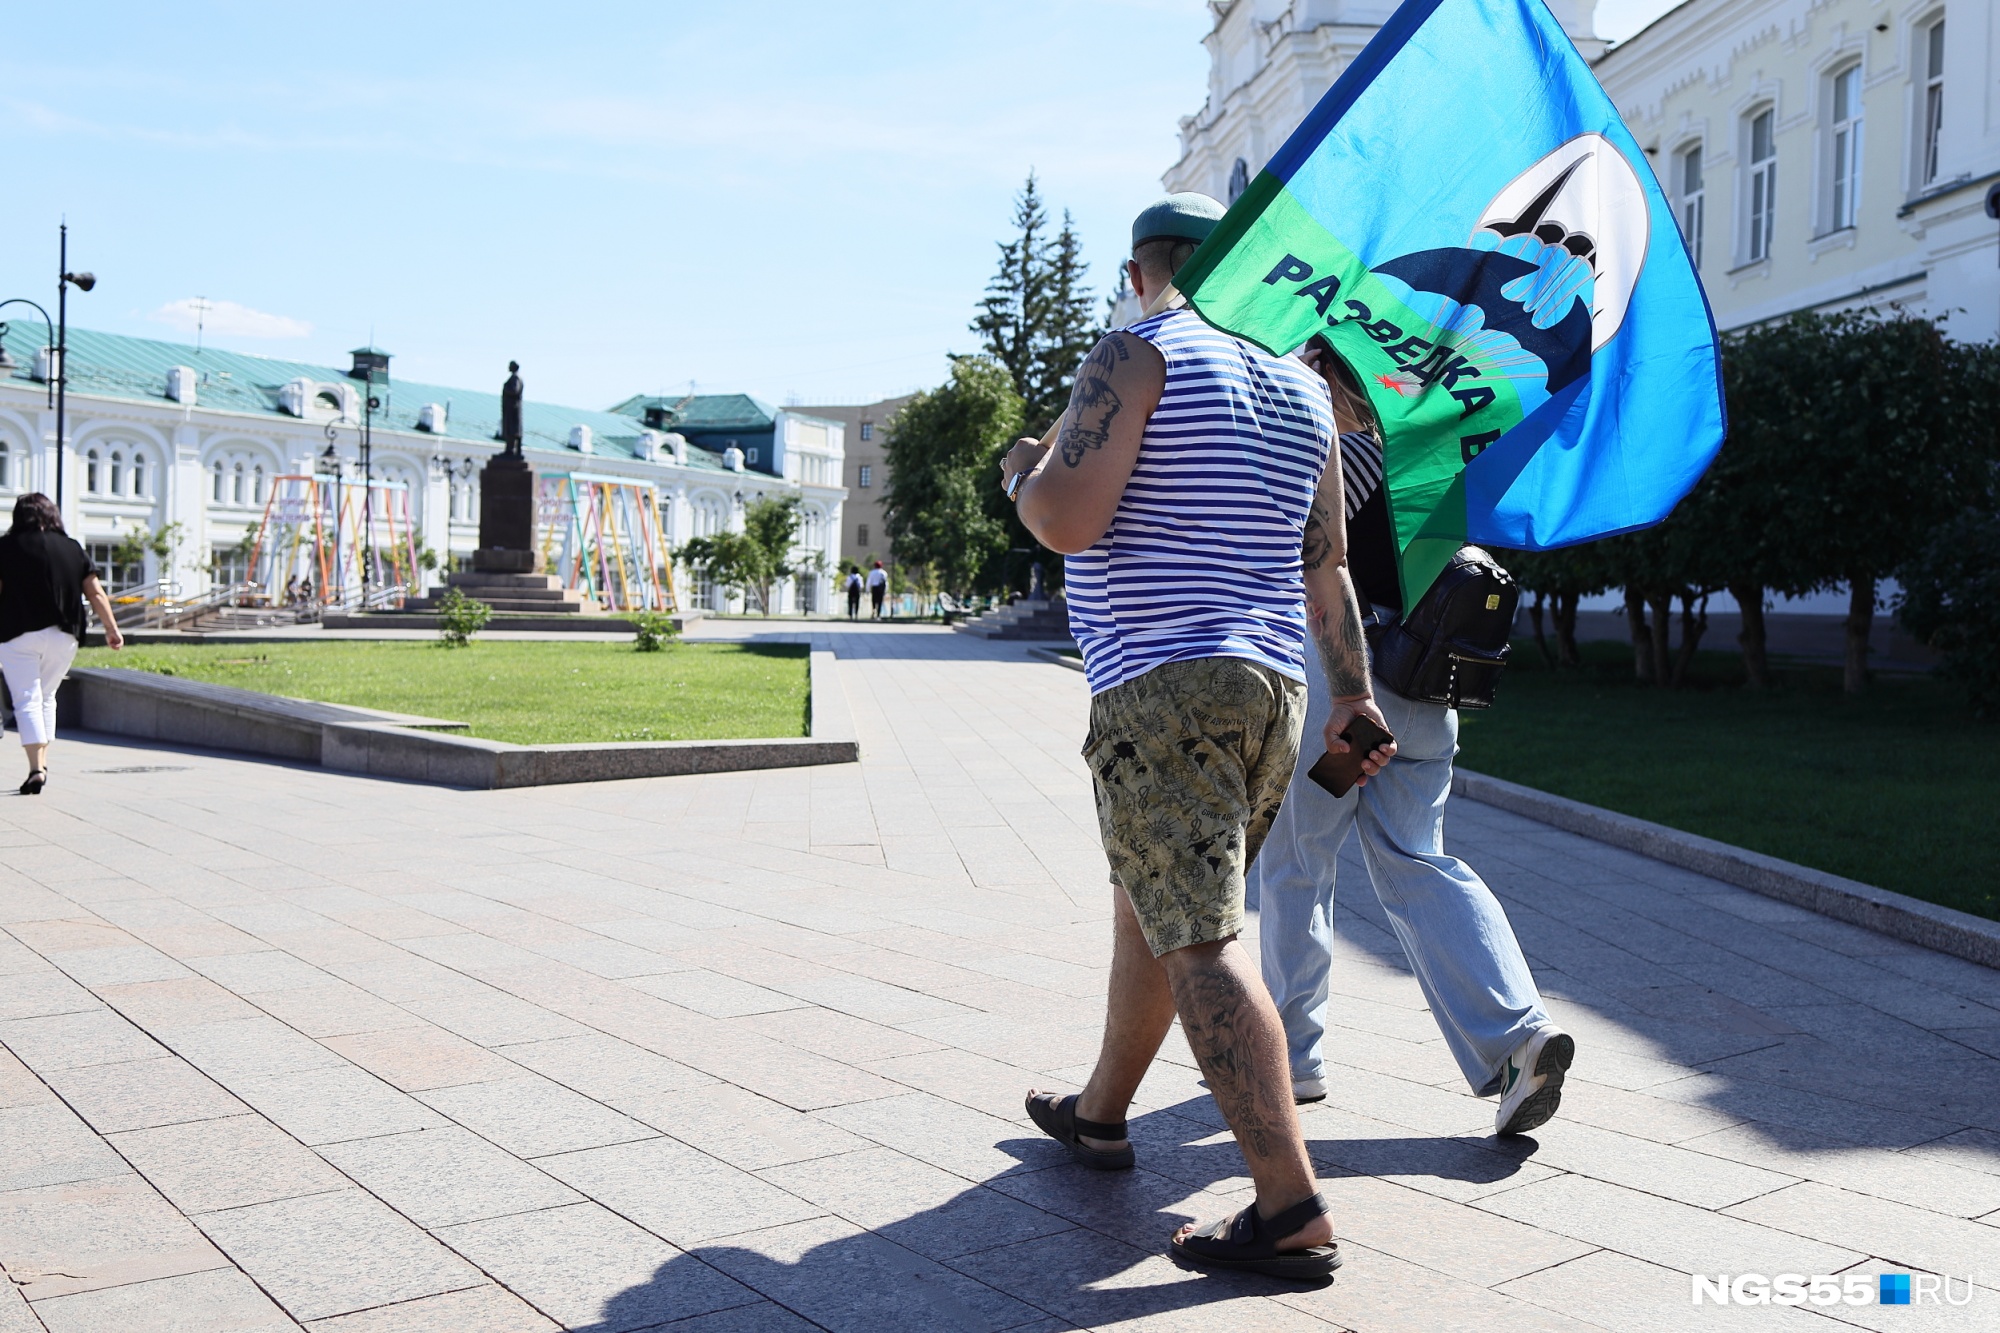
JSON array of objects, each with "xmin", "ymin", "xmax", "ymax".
[{"xmin": 1176, "ymin": 0, "xmax": 1724, "ymax": 604}]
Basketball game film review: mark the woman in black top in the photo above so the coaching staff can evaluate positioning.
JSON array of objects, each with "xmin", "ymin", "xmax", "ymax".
[{"xmin": 0, "ymin": 494, "xmax": 124, "ymax": 794}]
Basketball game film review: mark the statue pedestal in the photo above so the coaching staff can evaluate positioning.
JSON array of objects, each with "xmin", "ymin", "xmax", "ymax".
[{"xmin": 475, "ymin": 454, "xmax": 536, "ymax": 573}]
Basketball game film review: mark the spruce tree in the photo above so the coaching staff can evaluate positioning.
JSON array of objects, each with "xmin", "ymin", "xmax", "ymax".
[
  {"xmin": 1033, "ymin": 212, "xmax": 1104, "ymax": 434},
  {"xmin": 973, "ymin": 174, "xmax": 1051, "ymax": 417}
]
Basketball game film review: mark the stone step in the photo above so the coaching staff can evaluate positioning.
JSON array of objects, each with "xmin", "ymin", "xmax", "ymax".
[
  {"xmin": 447, "ymin": 572, "xmax": 565, "ymax": 590},
  {"xmin": 405, "ymin": 595, "xmax": 593, "ymax": 614}
]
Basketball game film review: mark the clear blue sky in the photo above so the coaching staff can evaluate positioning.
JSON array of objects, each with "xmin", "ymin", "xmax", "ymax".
[{"xmin": 1, "ymin": 1, "xmax": 1680, "ymax": 413}]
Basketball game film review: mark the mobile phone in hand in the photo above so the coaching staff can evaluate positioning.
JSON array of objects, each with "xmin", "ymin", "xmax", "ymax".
[{"xmin": 1305, "ymin": 715, "xmax": 1396, "ymax": 799}]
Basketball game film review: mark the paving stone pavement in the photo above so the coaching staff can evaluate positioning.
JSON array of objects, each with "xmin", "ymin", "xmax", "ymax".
[{"xmin": 1, "ymin": 621, "xmax": 1996, "ymax": 1332}]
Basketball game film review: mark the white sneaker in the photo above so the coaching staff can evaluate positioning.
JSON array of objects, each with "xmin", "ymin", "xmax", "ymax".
[
  {"xmin": 1495, "ymin": 1025, "xmax": 1573, "ymax": 1136},
  {"xmin": 1292, "ymin": 1074, "xmax": 1327, "ymax": 1105}
]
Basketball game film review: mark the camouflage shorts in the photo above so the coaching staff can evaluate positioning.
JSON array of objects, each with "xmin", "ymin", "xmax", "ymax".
[{"xmin": 1084, "ymin": 657, "xmax": 1306, "ymax": 957}]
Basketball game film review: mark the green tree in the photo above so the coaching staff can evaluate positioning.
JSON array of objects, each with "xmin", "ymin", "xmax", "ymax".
[
  {"xmin": 883, "ymin": 356, "xmax": 1019, "ymax": 599},
  {"xmin": 676, "ymin": 494, "xmax": 803, "ymax": 615},
  {"xmin": 1755, "ymin": 313, "xmax": 1994, "ymax": 693},
  {"xmin": 1502, "ymin": 544, "xmax": 1612, "ymax": 669}
]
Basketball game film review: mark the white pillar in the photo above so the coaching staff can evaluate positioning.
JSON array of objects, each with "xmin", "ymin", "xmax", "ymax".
[
  {"xmin": 422, "ymin": 457, "xmax": 451, "ymax": 592},
  {"xmin": 169, "ymin": 424, "xmax": 206, "ymax": 592}
]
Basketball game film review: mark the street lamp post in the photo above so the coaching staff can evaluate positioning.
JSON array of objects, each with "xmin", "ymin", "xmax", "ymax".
[
  {"xmin": 347, "ymin": 348, "xmax": 390, "ymax": 607},
  {"xmin": 54, "ymin": 226, "xmax": 96, "ymax": 512},
  {"xmin": 321, "ymin": 428, "xmax": 343, "ymax": 606},
  {"xmin": 0, "ymin": 298, "xmax": 60, "ymax": 497}
]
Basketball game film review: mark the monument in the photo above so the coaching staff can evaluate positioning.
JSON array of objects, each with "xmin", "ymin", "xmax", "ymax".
[
  {"xmin": 395, "ymin": 360, "xmax": 600, "ymax": 621},
  {"xmin": 475, "ymin": 361, "xmax": 537, "ymax": 571}
]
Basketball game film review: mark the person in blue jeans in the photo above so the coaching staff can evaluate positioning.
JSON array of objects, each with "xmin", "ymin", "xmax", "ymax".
[{"xmin": 1255, "ymin": 344, "xmax": 1573, "ymax": 1137}]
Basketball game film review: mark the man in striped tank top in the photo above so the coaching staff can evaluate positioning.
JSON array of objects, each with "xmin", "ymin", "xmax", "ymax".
[{"xmin": 999, "ymin": 194, "xmax": 1395, "ymax": 1282}]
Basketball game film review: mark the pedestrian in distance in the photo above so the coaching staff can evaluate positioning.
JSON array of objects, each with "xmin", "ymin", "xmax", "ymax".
[
  {"xmin": 845, "ymin": 569, "xmax": 863, "ymax": 621},
  {"xmin": 1000, "ymin": 193, "xmax": 1394, "ymax": 1282},
  {"xmin": 0, "ymin": 494, "xmax": 125, "ymax": 795},
  {"xmin": 1254, "ymin": 344, "xmax": 1572, "ymax": 1136},
  {"xmin": 866, "ymin": 561, "xmax": 887, "ymax": 619}
]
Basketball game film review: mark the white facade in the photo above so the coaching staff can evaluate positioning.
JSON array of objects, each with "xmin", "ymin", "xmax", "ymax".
[
  {"xmin": 1162, "ymin": 0, "xmax": 1997, "ymax": 340},
  {"xmin": 0, "ymin": 372, "xmax": 843, "ymax": 617},
  {"xmin": 1164, "ymin": 1, "xmax": 1603, "ymax": 206},
  {"xmin": 1594, "ymin": 0, "xmax": 1998, "ymax": 339}
]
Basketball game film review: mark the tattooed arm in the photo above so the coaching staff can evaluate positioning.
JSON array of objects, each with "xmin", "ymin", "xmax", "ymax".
[
  {"xmin": 998, "ymin": 332, "xmax": 1164, "ymax": 555},
  {"xmin": 1300, "ymin": 440, "xmax": 1397, "ymax": 779}
]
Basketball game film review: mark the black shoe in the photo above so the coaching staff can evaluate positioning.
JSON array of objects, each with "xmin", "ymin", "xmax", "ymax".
[{"xmin": 20, "ymin": 770, "xmax": 46, "ymax": 796}]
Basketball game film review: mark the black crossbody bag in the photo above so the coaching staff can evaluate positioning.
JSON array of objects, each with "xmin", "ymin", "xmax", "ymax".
[{"xmin": 1366, "ymin": 545, "xmax": 1518, "ymax": 710}]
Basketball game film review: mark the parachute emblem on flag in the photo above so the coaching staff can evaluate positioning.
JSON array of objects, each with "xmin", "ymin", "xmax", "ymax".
[{"xmin": 1173, "ymin": 0, "xmax": 1725, "ymax": 605}]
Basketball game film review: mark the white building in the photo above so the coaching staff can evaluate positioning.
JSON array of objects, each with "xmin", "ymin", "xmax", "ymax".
[
  {"xmin": 0, "ymin": 326, "xmax": 845, "ymax": 615},
  {"xmin": 1162, "ymin": 1, "xmax": 1998, "ymax": 339}
]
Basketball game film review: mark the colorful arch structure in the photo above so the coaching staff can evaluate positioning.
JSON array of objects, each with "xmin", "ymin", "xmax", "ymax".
[{"xmin": 535, "ymin": 472, "xmax": 678, "ymax": 613}]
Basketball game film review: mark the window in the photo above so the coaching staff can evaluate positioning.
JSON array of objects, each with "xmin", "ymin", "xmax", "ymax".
[
  {"xmin": 746, "ymin": 446, "xmax": 760, "ymax": 464},
  {"xmin": 253, "ymin": 465, "xmax": 267, "ymax": 506},
  {"xmin": 131, "ymin": 455, "xmax": 146, "ymax": 497},
  {"xmin": 232, "ymin": 463, "xmax": 246, "ymax": 506},
  {"xmin": 0, "ymin": 441, "xmax": 10, "ymax": 490},
  {"xmin": 1745, "ymin": 108, "xmax": 1777, "ymax": 262},
  {"xmin": 1676, "ymin": 144, "xmax": 1705, "ymax": 267},
  {"xmin": 87, "ymin": 543, "xmax": 144, "ymax": 593},
  {"xmin": 857, "ymin": 523, "xmax": 869, "ymax": 547},
  {"xmin": 1228, "ymin": 157, "xmax": 1250, "ymax": 204},
  {"xmin": 109, "ymin": 451, "xmax": 124, "ymax": 496},
  {"xmin": 858, "ymin": 464, "xmax": 873, "ymax": 489},
  {"xmin": 212, "ymin": 461, "xmax": 225, "ymax": 503},
  {"xmin": 859, "ymin": 422, "xmax": 873, "ymax": 442},
  {"xmin": 86, "ymin": 449, "xmax": 102, "ymax": 494},
  {"xmin": 1828, "ymin": 64, "xmax": 1862, "ymax": 231},
  {"xmin": 1920, "ymin": 17, "xmax": 1945, "ymax": 187},
  {"xmin": 210, "ymin": 544, "xmax": 249, "ymax": 589}
]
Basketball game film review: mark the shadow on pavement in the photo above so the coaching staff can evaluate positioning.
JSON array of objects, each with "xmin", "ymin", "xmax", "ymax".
[{"xmin": 573, "ymin": 1106, "xmax": 1539, "ymax": 1332}]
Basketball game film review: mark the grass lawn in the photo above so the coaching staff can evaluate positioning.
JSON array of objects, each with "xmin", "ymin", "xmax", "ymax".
[
  {"xmin": 75, "ymin": 641, "xmax": 809, "ymax": 746},
  {"xmin": 1456, "ymin": 642, "xmax": 1999, "ymax": 921}
]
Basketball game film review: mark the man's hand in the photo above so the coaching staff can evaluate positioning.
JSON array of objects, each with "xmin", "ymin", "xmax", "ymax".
[
  {"xmin": 1323, "ymin": 692, "xmax": 1396, "ymax": 786},
  {"xmin": 105, "ymin": 624, "xmax": 125, "ymax": 651},
  {"xmin": 999, "ymin": 436, "xmax": 1051, "ymax": 495}
]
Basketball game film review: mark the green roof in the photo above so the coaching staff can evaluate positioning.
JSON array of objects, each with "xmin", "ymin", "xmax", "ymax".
[
  {"xmin": 0, "ymin": 322, "xmax": 733, "ymax": 473},
  {"xmin": 607, "ymin": 392, "xmax": 778, "ymax": 433}
]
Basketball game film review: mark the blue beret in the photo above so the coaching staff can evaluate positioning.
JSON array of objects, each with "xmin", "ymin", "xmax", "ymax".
[{"xmin": 1131, "ymin": 193, "xmax": 1227, "ymax": 250}]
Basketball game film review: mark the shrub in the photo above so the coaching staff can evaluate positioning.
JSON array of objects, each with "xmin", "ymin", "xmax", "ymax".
[
  {"xmin": 436, "ymin": 588, "xmax": 491, "ymax": 648},
  {"xmin": 630, "ymin": 611, "xmax": 680, "ymax": 652},
  {"xmin": 1898, "ymin": 510, "xmax": 2000, "ymax": 717}
]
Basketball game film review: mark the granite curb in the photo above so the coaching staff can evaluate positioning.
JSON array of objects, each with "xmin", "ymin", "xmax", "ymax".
[
  {"xmin": 63, "ymin": 648, "xmax": 856, "ymax": 789},
  {"xmin": 1454, "ymin": 767, "xmax": 2000, "ymax": 971}
]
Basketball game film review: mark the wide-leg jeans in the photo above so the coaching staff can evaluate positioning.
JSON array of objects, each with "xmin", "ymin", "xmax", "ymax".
[{"xmin": 1252, "ymin": 677, "xmax": 1549, "ymax": 1097}]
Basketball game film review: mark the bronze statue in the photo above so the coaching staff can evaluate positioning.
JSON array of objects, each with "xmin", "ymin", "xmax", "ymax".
[{"xmin": 498, "ymin": 360, "xmax": 524, "ymax": 457}]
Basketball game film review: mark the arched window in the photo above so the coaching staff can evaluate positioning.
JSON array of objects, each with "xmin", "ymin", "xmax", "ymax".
[
  {"xmin": 1227, "ymin": 157, "xmax": 1250, "ymax": 204},
  {"xmin": 232, "ymin": 463, "xmax": 246, "ymax": 506},
  {"xmin": 86, "ymin": 449, "xmax": 102, "ymax": 494},
  {"xmin": 1826, "ymin": 63, "xmax": 1862, "ymax": 232},
  {"xmin": 132, "ymin": 455, "xmax": 147, "ymax": 497},
  {"xmin": 1919, "ymin": 15, "xmax": 1945, "ymax": 187},
  {"xmin": 109, "ymin": 451, "xmax": 125, "ymax": 496},
  {"xmin": 253, "ymin": 465, "xmax": 267, "ymax": 506},
  {"xmin": 1743, "ymin": 107, "xmax": 1776, "ymax": 263},
  {"xmin": 1675, "ymin": 143, "xmax": 1704, "ymax": 268},
  {"xmin": 0, "ymin": 440, "xmax": 11, "ymax": 490},
  {"xmin": 212, "ymin": 460, "xmax": 225, "ymax": 502}
]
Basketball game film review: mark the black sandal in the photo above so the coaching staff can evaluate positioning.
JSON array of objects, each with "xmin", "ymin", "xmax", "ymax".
[
  {"xmin": 1171, "ymin": 1190, "xmax": 1342, "ymax": 1281},
  {"xmin": 1025, "ymin": 1091, "xmax": 1134, "ymax": 1171},
  {"xmin": 19, "ymin": 770, "xmax": 45, "ymax": 796}
]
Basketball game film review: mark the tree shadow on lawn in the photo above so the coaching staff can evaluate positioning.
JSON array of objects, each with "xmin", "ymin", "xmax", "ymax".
[{"xmin": 573, "ymin": 1106, "xmax": 1542, "ymax": 1332}]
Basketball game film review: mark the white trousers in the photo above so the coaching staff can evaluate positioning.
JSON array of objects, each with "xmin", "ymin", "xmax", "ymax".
[{"xmin": 0, "ymin": 626, "xmax": 79, "ymax": 747}]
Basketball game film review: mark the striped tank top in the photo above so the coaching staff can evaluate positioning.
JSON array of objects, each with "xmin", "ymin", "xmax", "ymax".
[{"xmin": 1066, "ymin": 308, "xmax": 1334, "ymax": 694}]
